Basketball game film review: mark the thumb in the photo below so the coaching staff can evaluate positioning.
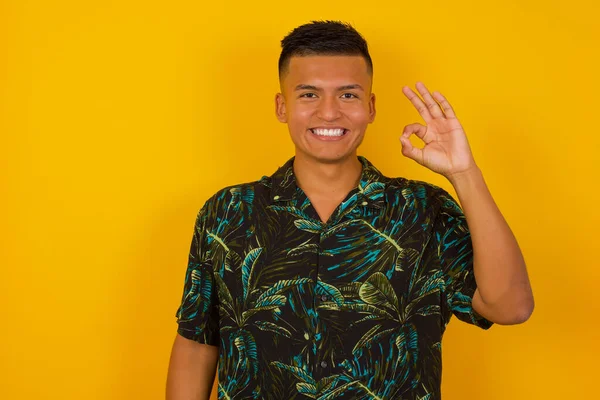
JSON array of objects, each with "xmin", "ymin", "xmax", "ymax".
[{"xmin": 399, "ymin": 136, "xmax": 424, "ymax": 165}]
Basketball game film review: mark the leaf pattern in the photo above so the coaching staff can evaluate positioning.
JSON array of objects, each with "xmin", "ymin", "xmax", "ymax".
[
  {"xmin": 315, "ymin": 280, "xmax": 345, "ymax": 307},
  {"xmin": 241, "ymin": 247, "xmax": 263, "ymax": 301},
  {"xmin": 359, "ymin": 272, "xmax": 400, "ymax": 314},
  {"xmin": 255, "ymin": 320, "xmax": 293, "ymax": 338},
  {"xmin": 175, "ymin": 156, "xmax": 493, "ymax": 400},
  {"xmin": 352, "ymin": 323, "xmax": 383, "ymax": 354}
]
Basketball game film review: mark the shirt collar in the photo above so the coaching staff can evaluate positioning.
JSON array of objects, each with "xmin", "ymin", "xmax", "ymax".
[
  {"xmin": 269, "ymin": 156, "xmax": 297, "ymax": 202},
  {"xmin": 270, "ymin": 156, "xmax": 387, "ymax": 209}
]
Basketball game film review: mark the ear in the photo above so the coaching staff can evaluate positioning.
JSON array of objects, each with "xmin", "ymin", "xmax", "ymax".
[
  {"xmin": 275, "ymin": 93, "xmax": 287, "ymax": 123},
  {"xmin": 368, "ymin": 92, "xmax": 376, "ymax": 123}
]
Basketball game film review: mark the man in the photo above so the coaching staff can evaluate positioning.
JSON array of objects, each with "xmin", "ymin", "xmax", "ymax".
[{"xmin": 166, "ymin": 20, "xmax": 534, "ymax": 400}]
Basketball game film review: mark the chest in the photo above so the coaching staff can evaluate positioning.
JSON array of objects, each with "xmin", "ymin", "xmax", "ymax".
[{"xmin": 209, "ymin": 195, "xmax": 441, "ymax": 307}]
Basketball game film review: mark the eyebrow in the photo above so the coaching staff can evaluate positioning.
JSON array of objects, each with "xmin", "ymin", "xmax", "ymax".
[{"xmin": 294, "ymin": 84, "xmax": 364, "ymax": 92}]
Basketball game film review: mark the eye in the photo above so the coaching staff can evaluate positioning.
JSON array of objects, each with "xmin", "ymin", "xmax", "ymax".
[
  {"xmin": 300, "ymin": 93, "xmax": 317, "ymax": 98},
  {"xmin": 342, "ymin": 93, "xmax": 358, "ymax": 99}
]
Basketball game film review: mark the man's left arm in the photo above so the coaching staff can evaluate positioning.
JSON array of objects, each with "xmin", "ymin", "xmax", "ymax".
[
  {"xmin": 448, "ymin": 166, "xmax": 534, "ymax": 325},
  {"xmin": 399, "ymin": 81, "xmax": 534, "ymax": 325}
]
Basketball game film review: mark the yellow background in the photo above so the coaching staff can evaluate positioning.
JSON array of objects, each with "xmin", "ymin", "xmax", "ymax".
[{"xmin": 2, "ymin": 1, "xmax": 599, "ymax": 399}]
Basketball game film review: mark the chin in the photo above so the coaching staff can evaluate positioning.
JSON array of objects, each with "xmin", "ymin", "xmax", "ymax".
[{"xmin": 299, "ymin": 151, "xmax": 357, "ymax": 165}]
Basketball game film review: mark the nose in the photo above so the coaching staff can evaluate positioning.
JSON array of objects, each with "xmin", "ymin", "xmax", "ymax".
[{"xmin": 316, "ymin": 96, "xmax": 342, "ymax": 121}]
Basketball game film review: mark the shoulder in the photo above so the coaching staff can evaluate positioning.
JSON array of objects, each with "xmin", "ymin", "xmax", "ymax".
[
  {"xmin": 198, "ymin": 175, "xmax": 273, "ymax": 216},
  {"xmin": 384, "ymin": 176, "xmax": 456, "ymax": 212}
]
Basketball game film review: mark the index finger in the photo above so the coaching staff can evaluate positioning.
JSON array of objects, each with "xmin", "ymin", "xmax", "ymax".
[{"xmin": 402, "ymin": 85, "xmax": 433, "ymax": 123}]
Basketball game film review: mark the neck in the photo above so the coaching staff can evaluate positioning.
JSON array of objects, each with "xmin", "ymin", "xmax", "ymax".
[{"xmin": 293, "ymin": 153, "xmax": 363, "ymax": 198}]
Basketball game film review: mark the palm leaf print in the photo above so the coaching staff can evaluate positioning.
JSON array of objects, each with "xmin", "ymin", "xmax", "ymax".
[
  {"xmin": 234, "ymin": 329, "xmax": 259, "ymax": 377},
  {"xmin": 229, "ymin": 186, "xmax": 254, "ymax": 211},
  {"xmin": 213, "ymin": 271, "xmax": 234, "ymax": 315},
  {"xmin": 218, "ymin": 382, "xmax": 232, "ymax": 400},
  {"xmin": 418, "ymin": 270, "xmax": 445, "ymax": 297},
  {"xmin": 338, "ymin": 282, "xmax": 362, "ymax": 298},
  {"xmin": 224, "ymin": 250, "xmax": 241, "ymax": 272},
  {"xmin": 296, "ymin": 382, "xmax": 317, "ymax": 398},
  {"xmin": 253, "ymin": 294, "xmax": 287, "ymax": 309},
  {"xmin": 353, "ymin": 314, "xmax": 380, "ymax": 324},
  {"xmin": 287, "ymin": 243, "xmax": 321, "ymax": 257},
  {"xmin": 318, "ymin": 380, "xmax": 384, "ymax": 400},
  {"xmin": 317, "ymin": 374, "xmax": 344, "ymax": 392},
  {"xmin": 414, "ymin": 305, "xmax": 441, "ymax": 317},
  {"xmin": 396, "ymin": 323, "xmax": 419, "ymax": 368},
  {"xmin": 360, "ymin": 181, "xmax": 385, "ymax": 197},
  {"xmin": 321, "ymin": 220, "xmax": 400, "ymax": 252},
  {"xmin": 177, "ymin": 265, "xmax": 212, "ymax": 319},
  {"xmin": 449, "ymin": 291, "xmax": 477, "ymax": 315},
  {"xmin": 404, "ymin": 270, "xmax": 445, "ymax": 317},
  {"xmin": 315, "ymin": 281, "xmax": 345, "ymax": 307},
  {"xmin": 270, "ymin": 361, "xmax": 316, "ymax": 386},
  {"xmin": 255, "ymin": 278, "xmax": 312, "ymax": 304},
  {"xmin": 352, "ymin": 323, "xmax": 383, "ymax": 354},
  {"xmin": 395, "ymin": 247, "xmax": 421, "ymax": 272},
  {"xmin": 195, "ymin": 269, "xmax": 213, "ymax": 313},
  {"xmin": 402, "ymin": 186, "xmax": 427, "ymax": 200},
  {"xmin": 268, "ymin": 205, "xmax": 309, "ymax": 220},
  {"xmin": 294, "ymin": 219, "xmax": 322, "ymax": 233},
  {"xmin": 241, "ymin": 247, "xmax": 263, "ymax": 301},
  {"xmin": 206, "ymin": 230, "xmax": 230, "ymax": 253},
  {"xmin": 242, "ymin": 295, "xmax": 286, "ymax": 322},
  {"xmin": 359, "ymin": 272, "xmax": 400, "ymax": 314},
  {"xmin": 320, "ymin": 302, "xmax": 396, "ymax": 321},
  {"xmin": 254, "ymin": 320, "xmax": 292, "ymax": 338},
  {"xmin": 317, "ymin": 380, "xmax": 361, "ymax": 400}
]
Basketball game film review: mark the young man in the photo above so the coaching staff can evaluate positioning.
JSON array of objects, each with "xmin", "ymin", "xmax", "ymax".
[{"xmin": 166, "ymin": 21, "xmax": 534, "ymax": 400}]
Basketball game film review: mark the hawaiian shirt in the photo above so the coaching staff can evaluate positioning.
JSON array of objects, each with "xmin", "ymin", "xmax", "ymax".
[{"xmin": 175, "ymin": 155, "xmax": 493, "ymax": 400}]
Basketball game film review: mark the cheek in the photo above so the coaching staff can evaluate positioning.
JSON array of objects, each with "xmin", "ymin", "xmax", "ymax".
[
  {"xmin": 346, "ymin": 106, "xmax": 371, "ymax": 125},
  {"xmin": 288, "ymin": 106, "xmax": 314, "ymax": 128}
]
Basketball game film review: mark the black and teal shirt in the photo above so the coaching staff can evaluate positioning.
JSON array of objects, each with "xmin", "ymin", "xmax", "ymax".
[{"xmin": 175, "ymin": 156, "xmax": 493, "ymax": 400}]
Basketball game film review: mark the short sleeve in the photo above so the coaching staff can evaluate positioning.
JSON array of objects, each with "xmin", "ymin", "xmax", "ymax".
[
  {"xmin": 174, "ymin": 203, "xmax": 220, "ymax": 345},
  {"xmin": 433, "ymin": 190, "xmax": 493, "ymax": 330}
]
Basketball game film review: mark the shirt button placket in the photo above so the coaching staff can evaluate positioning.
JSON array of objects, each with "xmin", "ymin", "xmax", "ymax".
[{"xmin": 316, "ymin": 229, "xmax": 328, "ymax": 375}]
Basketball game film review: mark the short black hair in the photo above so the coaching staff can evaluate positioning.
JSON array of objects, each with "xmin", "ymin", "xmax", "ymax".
[{"xmin": 278, "ymin": 20, "xmax": 373, "ymax": 79}]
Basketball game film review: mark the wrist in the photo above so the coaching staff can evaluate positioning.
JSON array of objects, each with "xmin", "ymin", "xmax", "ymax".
[{"xmin": 447, "ymin": 165, "xmax": 483, "ymax": 188}]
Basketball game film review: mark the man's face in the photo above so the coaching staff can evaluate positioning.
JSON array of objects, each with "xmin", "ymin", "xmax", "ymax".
[{"xmin": 275, "ymin": 55, "xmax": 376, "ymax": 164}]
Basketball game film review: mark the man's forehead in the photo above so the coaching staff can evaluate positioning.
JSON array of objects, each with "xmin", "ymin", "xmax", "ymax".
[
  {"xmin": 283, "ymin": 55, "xmax": 371, "ymax": 87},
  {"xmin": 287, "ymin": 54, "xmax": 368, "ymax": 72}
]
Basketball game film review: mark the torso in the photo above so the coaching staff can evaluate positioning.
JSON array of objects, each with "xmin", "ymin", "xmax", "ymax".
[{"xmin": 175, "ymin": 156, "xmax": 493, "ymax": 400}]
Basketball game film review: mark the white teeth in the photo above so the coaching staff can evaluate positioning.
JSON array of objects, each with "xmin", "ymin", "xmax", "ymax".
[{"xmin": 311, "ymin": 128, "xmax": 345, "ymax": 137}]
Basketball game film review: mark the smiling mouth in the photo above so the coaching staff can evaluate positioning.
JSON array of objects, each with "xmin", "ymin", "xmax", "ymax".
[{"xmin": 309, "ymin": 128, "xmax": 348, "ymax": 137}]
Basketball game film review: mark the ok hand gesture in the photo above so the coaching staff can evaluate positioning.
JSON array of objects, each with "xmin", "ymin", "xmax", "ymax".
[{"xmin": 400, "ymin": 82, "xmax": 477, "ymax": 181}]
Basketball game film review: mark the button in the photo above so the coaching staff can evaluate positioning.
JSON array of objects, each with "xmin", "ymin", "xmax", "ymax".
[
  {"xmin": 361, "ymin": 201, "xmax": 368, "ymax": 206},
  {"xmin": 320, "ymin": 360, "xmax": 328, "ymax": 368},
  {"xmin": 273, "ymin": 195, "xmax": 280, "ymax": 200},
  {"xmin": 321, "ymin": 294, "xmax": 328, "ymax": 301}
]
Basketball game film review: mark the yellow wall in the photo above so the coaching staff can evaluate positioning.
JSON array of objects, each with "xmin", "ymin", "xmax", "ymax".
[{"xmin": 2, "ymin": 1, "xmax": 598, "ymax": 398}]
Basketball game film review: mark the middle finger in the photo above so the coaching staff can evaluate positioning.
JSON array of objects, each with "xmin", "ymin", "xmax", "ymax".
[{"xmin": 415, "ymin": 82, "xmax": 445, "ymax": 118}]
